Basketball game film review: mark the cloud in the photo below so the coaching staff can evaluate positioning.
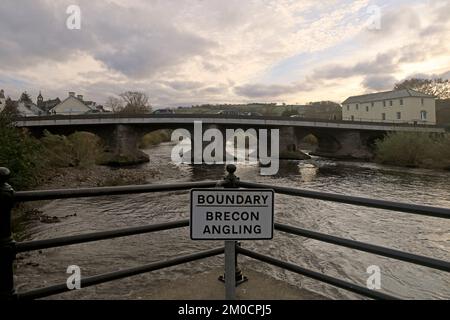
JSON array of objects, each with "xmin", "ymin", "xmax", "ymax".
[
  {"xmin": 361, "ymin": 75, "xmax": 397, "ymax": 91},
  {"xmin": 234, "ymin": 83, "xmax": 314, "ymax": 98},
  {"xmin": 312, "ymin": 53, "xmax": 397, "ymax": 79},
  {"xmin": 0, "ymin": 0, "xmax": 449, "ymax": 106}
]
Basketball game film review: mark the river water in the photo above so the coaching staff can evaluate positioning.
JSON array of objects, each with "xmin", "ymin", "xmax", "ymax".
[{"xmin": 14, "ymin": 142, "xmax": 450, "ymax": 299}]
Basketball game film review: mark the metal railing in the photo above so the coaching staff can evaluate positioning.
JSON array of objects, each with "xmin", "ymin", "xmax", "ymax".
[
  {"xmin": 14, "ymin": 113, "xmax": 441, "ymax": 129},
  {"xmin": 0, "ymin": 165, "xmax": 449, "ymax": 300}
]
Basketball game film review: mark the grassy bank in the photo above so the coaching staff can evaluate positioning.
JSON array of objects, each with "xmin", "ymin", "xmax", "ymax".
[
  {"xmin": 375, "ymin": 132, "xmax": 450, "ymax": 170},
  {"xmin": 0, "ymin": 113, "xmax": 162, "ymax": 190},
  {"xmin": 140, "ymin": 129, "xmax": 172, "ymax": 148}
]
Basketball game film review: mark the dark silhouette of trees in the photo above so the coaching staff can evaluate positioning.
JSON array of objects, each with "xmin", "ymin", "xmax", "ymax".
[
  {"xmin": 119, "ymin": 91, "xmax": 152, "ymax": 113},
  {"xmin": 394, "ymin": 78, "xmax": 450, "ymax": 99},
  {"xmin": 19, "ymin": 91, "xmax": 32, "ymax": 103},
  {"xmin": 1, "ymin": 97, "xmax": 19, "ymax": 117},
  {"xmin": 104, "ymin": 96, "xmax": 124, "ymax": 113}
]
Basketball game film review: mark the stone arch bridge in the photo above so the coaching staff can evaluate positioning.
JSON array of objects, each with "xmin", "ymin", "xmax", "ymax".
[{"xmin": 15, "ymin": 114, "xmax": 445, "ymax": 165}]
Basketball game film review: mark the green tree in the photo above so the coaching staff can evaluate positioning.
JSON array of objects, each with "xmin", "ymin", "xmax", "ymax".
[
  {"xmin": 0, "ymin": 113, "xmax": 43, "ymax": 189},
  {"xmin": 2, "ymin": 98, "xmax": 19, "ymax": 117},
  {"xmin": 19, "ymin": 92, "xmax": 32, "ymax": 103}
]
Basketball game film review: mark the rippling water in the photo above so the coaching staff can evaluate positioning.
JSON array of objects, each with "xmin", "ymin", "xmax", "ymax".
[{"xmin": 15, "ymin": 143, "xmax": 450, "ymax": 299}]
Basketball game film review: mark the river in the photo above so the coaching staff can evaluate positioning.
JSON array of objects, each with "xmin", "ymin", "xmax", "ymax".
[{"xmin": 14, "ymin": 142, "xmax": 450, "ymax": 299}]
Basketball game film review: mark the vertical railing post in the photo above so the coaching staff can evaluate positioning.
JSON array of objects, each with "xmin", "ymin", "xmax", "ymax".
[
  {"xmin": 0, "ymin": 167, "xmax": 16, "ymax": 300},
  {"xmin": 219, "ymin": 164, "xmax": 248, "ymax": 299},
  {"xmin": 224, "ymin": 240, "xmax": 236, "ymax": 300}
]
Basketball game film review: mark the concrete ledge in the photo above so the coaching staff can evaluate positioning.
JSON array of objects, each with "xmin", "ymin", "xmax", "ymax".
[{"xmin": 139, "ymin": 268, "xmax": 327, "ymax": 300}]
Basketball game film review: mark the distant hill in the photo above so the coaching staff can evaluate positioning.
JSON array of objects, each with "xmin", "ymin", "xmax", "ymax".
[{"xmin": 175, "ymin": 101, "xmax": 342, "ymax": 120}]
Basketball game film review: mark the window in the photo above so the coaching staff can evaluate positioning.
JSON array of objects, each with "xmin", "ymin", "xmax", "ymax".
[
  {"xmin": 420, "ymin": 110, "xmax": 427, "ymax": 120},
  {"xmin": 371, "ymin": 102, "xmax": 374, "ymax": 107},
  {"xmin": 366, "ymin": 106, "xmax": 369, "ymax": 112},
  {"xmin": 383, "ymin": 101, "xmax": 386, "ymax": 107},
  {"xmin": 396, "ymin": 112, "xmax": 401, "ymax": 120},
  {"xmin": 382, "ymin": 113, "xmax": 386, "ymax": 120},
  {"xmin": 400, "ymin": 99, "xmax": 403, "ymax": 106},
  {"xmin": 347, "ymin": 105, "xmax": 350, "ymax": 111},
  {"xmin": 389, "ymin": 100, "xmax": 393, "ymax": 106},
  {"xmin": 351, "ymin": 115, "xmax": 354, "ymax": 121},
  {"xmin": 421, "ymin": 98, "xmax": 424, "ymax": 105},
  {"xmin": 356, "ymin": 104, "xmax": 359, "ymax": 110}
]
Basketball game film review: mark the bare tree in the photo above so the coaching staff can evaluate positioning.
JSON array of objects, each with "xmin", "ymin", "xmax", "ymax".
[
  {"xmin": 119, "ymin": 91, "xmax": 152, "ymax": 114},
  {"xmin": 394, "ymin": 78, "xmax": 450, "ymax": 99},
  {"xmin": 104, "ymin": 96, "xmax": 124, "ymax": 113}
]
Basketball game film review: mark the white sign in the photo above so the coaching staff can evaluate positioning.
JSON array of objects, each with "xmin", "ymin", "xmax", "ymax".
[{"xmin": 190, "ymin": 189, "xmax": 274, "ymax": 240}]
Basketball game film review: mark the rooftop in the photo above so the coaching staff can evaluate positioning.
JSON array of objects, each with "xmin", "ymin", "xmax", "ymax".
[{"xmin": 342, "ymin": 89, "xmax": 435, "ymax": 104}]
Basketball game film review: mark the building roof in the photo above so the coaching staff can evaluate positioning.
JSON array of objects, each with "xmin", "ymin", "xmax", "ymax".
[
  {"xmin": 342, "ymin": 89, "xmax": 435, "ymax": 104},
  {"xmin": 39, "ymin": 98, "xmax": 61, "ymax": 112},
  {"xmin": 50, "ymin": 95, "xmax": 93, "ymax": 112},
  {"xmin": 17, "ymin": 101, "xmax": 43, "ymax": 116}
]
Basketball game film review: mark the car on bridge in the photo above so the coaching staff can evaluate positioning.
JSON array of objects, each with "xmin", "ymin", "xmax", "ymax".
[
  {"xmin": 217, "ymin": 110, "xmax": 263, "ymax": 117},
  {"xmin": 153, "ymin": 108, "xmax": 175, "ymax": 114},
  {"xmin": 217, "ymin": 110, "xmax": 244, "ymax": 116}
]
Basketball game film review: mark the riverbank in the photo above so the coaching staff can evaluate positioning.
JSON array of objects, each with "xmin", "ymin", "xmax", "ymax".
[
  {"xmin": 374, "ymin": 131, "xmax": 450, "ymax": 170},
  {"xmin": 11, "ymin": 164, "xmax": 160, "ymax": 237}
]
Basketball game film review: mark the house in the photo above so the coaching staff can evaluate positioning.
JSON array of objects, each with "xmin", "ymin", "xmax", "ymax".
[
  {"xmin": 0, "ymin": 89, "xmax": 41, "ymax": 116},
  {"xmin": 0, "ymin": 89, "xmax": 5, "ymax": 112},
  {"xmin": 342, "ymin": 89, "xmax": 436, "ymax": 125},
  {"xmin": 16, "ymin": 100, "xmax": 43, "ymax": 117},
  {"xmin": 49, "ymin": 92, "xmax": 93, "ymax": 115},
  {"xmin": 37, "ymin": 91, "xmax": 61, "ymax": 114}
]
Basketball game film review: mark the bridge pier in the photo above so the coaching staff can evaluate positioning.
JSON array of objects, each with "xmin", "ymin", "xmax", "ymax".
[
  {"xmin": 311, "ymin": 130, "xmax": 380, "ymax": 160},
  {"xmin": 278, "ymin": 127, "xmax": 311, "ymax": 160},
  {"xmin": 98, "ymin": 124, "xmax": 150, "ymax": 166}
]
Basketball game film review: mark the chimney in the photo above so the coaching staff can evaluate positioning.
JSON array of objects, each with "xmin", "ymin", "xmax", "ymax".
[
  {"xmin": 77, "ymin": 95, "xmax": 83, "ymax": 101},
  {"xmin": 69, "ymin": 92, "xmax": 75, "ymax": 97}
]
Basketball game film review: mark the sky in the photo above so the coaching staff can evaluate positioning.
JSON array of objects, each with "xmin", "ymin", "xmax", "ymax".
[{"xmin": 0, "ymin": 0, "xmax": 449, "ymax": 107}]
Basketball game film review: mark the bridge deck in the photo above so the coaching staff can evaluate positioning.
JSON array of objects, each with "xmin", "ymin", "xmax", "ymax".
[{"xmin": 14, "ymin": 114, "xmax": 446, "ymax": 132}]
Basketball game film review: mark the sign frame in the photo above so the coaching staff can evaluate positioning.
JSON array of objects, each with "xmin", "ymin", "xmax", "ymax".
[{"xmin": 190, "ymin": 188, "xmax": 275, "ymax": 241}]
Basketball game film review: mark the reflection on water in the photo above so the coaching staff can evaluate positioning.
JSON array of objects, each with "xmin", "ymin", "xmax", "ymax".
[{"xmin": 15, "ymin": 142, "xmax": 450, "ymax": 299}]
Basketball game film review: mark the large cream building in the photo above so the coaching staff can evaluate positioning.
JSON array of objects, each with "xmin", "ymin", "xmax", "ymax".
[{"xmin": 342, "ymin": 89, "xmax": 436, "ymax": 125}]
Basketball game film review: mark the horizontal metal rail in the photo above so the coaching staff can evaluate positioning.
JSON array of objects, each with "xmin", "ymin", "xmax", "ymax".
[
  {"xmin": 275, "ymin": 223, "xmax": 450, "ymax": 272},
  {"xmin": 238, "ymin": 181, "xmax": 450, "ymax": 219},
  {"xmin": 14, "ymin": 181, "xmax": 218, "ymax": 202},
  {"xmin": 17, "ymin": 247, "xmax": 225, "ymax": 300},
  {"xmin": 237, "ymin": 247, "xmax": 398, "ymax": 300},
  {"xmin": 2, "ymin": 165, "xmax": 448, "ymax": 300},
  {"xmin": 14, "ymin": 113, "xmax": 441, "ymax": 128},
  {"xmin": 15, "ymin": 219, "xmax": 190, "ymax": 253}
]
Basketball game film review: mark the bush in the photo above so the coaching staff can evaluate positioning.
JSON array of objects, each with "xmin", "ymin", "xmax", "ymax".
[
  {"xmin": 41, "ymin": 131, "xmax": 102, "ymax": 168},
  {"xmin": 0, "ymin": 113, "xmax": 43, "ymax": 189},
  {"xmin": 40, "ymin": 131, "xmax": 75, "ymax": 167},
  {"xmin": 140, "ymin": 130, "xmax": 171, "ymax": 148},
  {"xmin": 301, "ymin": 134, "xmax": 318, "ymax": 146},
  {"xmin": 68, "ymin": 132, "xmax": 101, "ymax": 168},
  {"xmin": 375, "ymin": 132, "xmax": 450, "ymax": 169}
]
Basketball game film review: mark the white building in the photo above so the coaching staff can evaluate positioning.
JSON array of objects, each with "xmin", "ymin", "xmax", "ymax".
[
  {"xmin": 342, "ymin": 89, "xmax": 436, "ymax": 125},
  {"xmin": 50, "ymin": 92, "xmax": 93, "ymax": 115}
]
